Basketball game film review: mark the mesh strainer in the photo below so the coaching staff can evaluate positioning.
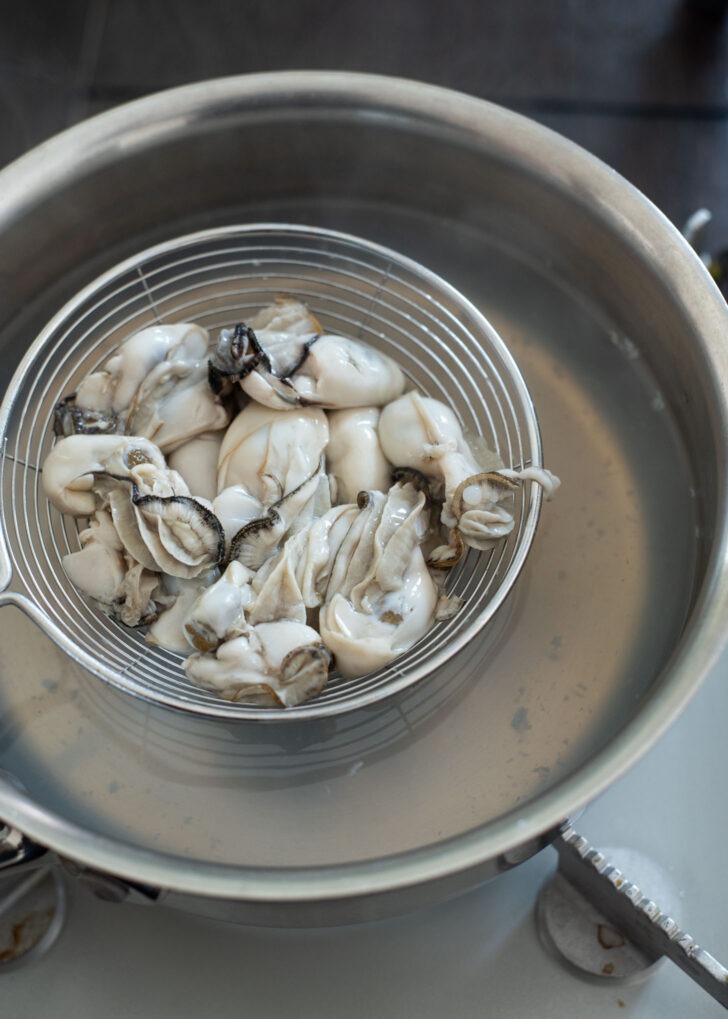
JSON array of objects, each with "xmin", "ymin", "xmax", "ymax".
[{"xmin": 0, "ymin": 224, "xmax": 544, "ymax": 721}]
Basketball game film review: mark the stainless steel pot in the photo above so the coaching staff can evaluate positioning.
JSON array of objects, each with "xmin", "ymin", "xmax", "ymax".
[{"xmin": 0, "ymin": 72, "xmax": 726, "ymax": 927}]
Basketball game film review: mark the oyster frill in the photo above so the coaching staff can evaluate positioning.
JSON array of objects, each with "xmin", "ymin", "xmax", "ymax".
[
  {"xmin": 378, "ymin": 391, "xmax": 560, "ymax": 558},
  {"xmin": 43, "ymin": 298, "xmax": 559, "ymax": 709},
  {"xmin": 209, "ymin": 299, "xmax": 406, "ymax": 411},
  {"xmin": 59, "ymin": 323, "xmax": 229, "ymax": 453},
  {"xmin": 319, "ymin": 484, "xmax": 437, "ymax": 677},
  {"xmin": 43, "ymin": 434, "xmax": 225, "ymax": 620},
  {"xmin": 185, "ymin": 621, "xmax": 332, "ymax": 707}
]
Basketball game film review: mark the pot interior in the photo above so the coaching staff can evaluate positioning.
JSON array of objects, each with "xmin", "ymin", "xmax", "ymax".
[{"xmin": 0, "ymin": 77, "xmax": 722, "ymax": 884}]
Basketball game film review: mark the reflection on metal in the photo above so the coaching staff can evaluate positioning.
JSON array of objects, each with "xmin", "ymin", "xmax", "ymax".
[
  {"xmin": 682, "ymin": 207, "xmax": 727, "ymax": 297},
  {"xmin": 71, "ymin": 588, "xmax": 518, "ymax": 791},
  {"xmin": 537, "ymin": 825, "xmax": 728, "ymax": 1008},
  {"xmin": 0, "ymin": 821, "xmax": 47, "ymax": 871},
  {"xmin": 60, "ymin": 859, "xmax": 162, "ymax": 906},
  {"xmin": 498, "ymin": 826, "xmax": 563, "ymax": 870}
]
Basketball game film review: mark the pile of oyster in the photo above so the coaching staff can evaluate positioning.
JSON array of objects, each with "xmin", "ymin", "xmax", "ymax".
[{"xmin": 42, "ymin": 299, "xmax": 558, "ymax": 707}]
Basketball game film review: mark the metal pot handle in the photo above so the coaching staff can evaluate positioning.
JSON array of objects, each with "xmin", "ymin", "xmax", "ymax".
[
  {"xmin": 546, "ymin": 825, "xmax": 728, "ymax": 1009},
  {"xmin": 0, "ymin": 445, "xmax": 80, "ymax": 658},
  {"xmin": 0, "ymin": 818, "xmax": 163, "ymax": 905}
]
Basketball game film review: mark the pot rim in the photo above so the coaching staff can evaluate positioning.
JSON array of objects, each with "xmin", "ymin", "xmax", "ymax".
[{"xmin": 1, "ymin": 70, "xmax": 727, "ymax": 903}]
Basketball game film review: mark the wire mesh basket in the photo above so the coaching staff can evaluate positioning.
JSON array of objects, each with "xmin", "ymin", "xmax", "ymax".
[{"xmin": 0, "ymin": 224, "xmax": 544, "ymax": 720}]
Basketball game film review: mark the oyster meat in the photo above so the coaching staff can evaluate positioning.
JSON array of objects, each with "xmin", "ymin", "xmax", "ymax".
[
  {"xmin": 378, "ymin": 391, "xmax": 560, "ymax": 555},
  {"xmin": 62, "ymin": 323, "xmax": 230, "ymax": 452},
  {"xmin": 210, "ymin": 299, "xmax": 406, "ymax": 411},
  {"xmin": 319, "ymin": 483, "xmax": 437, "ymax": 677},
  {"xmin": 146, "ymin": 572, "xmax": 219, "ymax": 653},
  {"xmin": 216, "ymin": 402, "xmax": 329, "ymax": 500},
  {"xmin": 185, "ymin": 620, "xmax": 332, "ymax": 707},
  {"xmin": 247, "ymin": 502, "xmax": 360, "ymax": 625},
  {"xmin": 44, "ymin": 433, "xmax": 225, "ymax": 590},
  {"xmin": 43, "ymin": 297, "xmax": 558, "ymax": 708},
  {"xmin": 227, "ymin": 460, "xmax": 330, "ymax": 571},
  {"xmin": 167, "ymin": 430, "xmax": 225, "ymax": 502},
  {"xmin": 42, "ymin": 434, "xmax": 167, "ymax": 516},
  {"xmin": 326, "ymin": 406, "xmax": 392, "ymax": 503},
  {"xmin": 183, "ymin": 561, "xmax": 254, "ymax": 652},
  {"xmin": 62, "ymin": 508, "xmax": 172, "ymax": 627}
]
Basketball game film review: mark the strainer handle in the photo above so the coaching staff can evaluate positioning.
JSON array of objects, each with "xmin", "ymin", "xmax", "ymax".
[{"xmin": 0, "ymin": 518, "xmax": 13, "ymax": 597}]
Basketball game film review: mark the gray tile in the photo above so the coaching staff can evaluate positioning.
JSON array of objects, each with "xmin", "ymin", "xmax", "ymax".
[
  {"xmin": 2, "ymin": 0, "xmax": 726, "ymax": 276},
  {"xmin": 0, "ymin": 1, "xmax": 93, "ymax": 164},
  {"xmin": 87, "ymin": 0, "xmax": 728, "ymax": 107},
  {"xmin": 533, "ymin": 111, "xmax": 728, "ymax": 241}
]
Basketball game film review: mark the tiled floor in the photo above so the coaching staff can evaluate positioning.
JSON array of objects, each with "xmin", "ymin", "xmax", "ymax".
[{"xmin": 1, "ymin": 0, "xmax": 726, "ymax": 257}]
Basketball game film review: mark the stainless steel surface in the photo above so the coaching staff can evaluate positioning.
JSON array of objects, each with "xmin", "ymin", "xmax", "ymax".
[
  {"xmin": 5, "ymin": 648, "xmax": 727, "ymax": 1016},
  {"xmin": 0, "ymin": 822, "xmax": 47, "ymax": 871},
  {"xmin": 540, "ymin": 828, "xmax": 728, "ymax": 1007},
  {"xmin": 0, "ymin": 73, "xmax": 726, "ymax": 922},
  {"xmin": 0, "ymin": 222, "xmax": 542, "ymax": 721}
]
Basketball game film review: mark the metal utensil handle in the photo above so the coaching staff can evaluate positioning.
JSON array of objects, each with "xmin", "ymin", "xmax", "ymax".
[
  {"xmin": 0, "ymin": 821, "xmax": 48, "ymax": 871},
  {"xmin": 556, "ymin": 825, "xmax": 728, "ymax": 1009}
]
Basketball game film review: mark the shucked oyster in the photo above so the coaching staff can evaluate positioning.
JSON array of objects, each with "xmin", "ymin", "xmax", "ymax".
[
  {"xmin": 209, "ymin": 299, "xmax": 406, "ymax": 411},
  {"xmin": 62, "ymin": 508, "xmax": 126, "ymax": 604},
  {"xmin": 44, "ymin": 298, "xmax": 559, "ymax": 709},
  {"xmin": 146, "ymin": 572, "xmax": 219, "ymax": 653},
  {"xmin": 319, "ymin": 483, "xmax": 438, "ymax": 678},
  {"xmin": 215, "ymin": 401, "xmax": 332, "ymax": 562},
  {"xmin": 326, "ymin": 406, "xmax": 392, "ymax": 503},
  {"xmin": 183, "ymin": 561, "xmax": 254, "ymax": 652},
  {"xmin": 166, "ymin": 430, "xmax": 225, "ymax": 502},
  {"xmin": 378, "ymin": 391, "xmax": 560, "ymax": 556},
  {"xmin": 185, "ymin": 620, "xmax": 332, "ymax": 707},
  {"xmin": 62, "ymin": 323, "xmax": 229, "ymax": 452},
  {"xmin": 212, "ymin": 486, "xmax": 265, "ymax": 547},
  {"xmin": 227, "ymin": 461, "xmax": 331, "ymax": 572},
  {"xmin": 99, "ymin": 460, "xmax": 225, "ymax": 581},
  {"xmin": 42, "ymin": 434, "xmax": 167, "ymax": 516},
  {"xmin": 44, "ymin": 434, "xmax": 225, "ymax": 590},
  {"xmin": 216, "ymin": 402, "xmax": 329, "ymax": 501},
  {"xmin": 62, "ymin": 509, "xmax": 172, "ymax": 627},
  {"xmin": 246, "ymin": 501, "xmax": 360, "ymax": 625}
]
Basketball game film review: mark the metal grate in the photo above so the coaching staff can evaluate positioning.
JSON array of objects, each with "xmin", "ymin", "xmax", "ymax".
[{"xmin": 0, "ymin": 224, "xmax": 544, "ymax": 720}]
